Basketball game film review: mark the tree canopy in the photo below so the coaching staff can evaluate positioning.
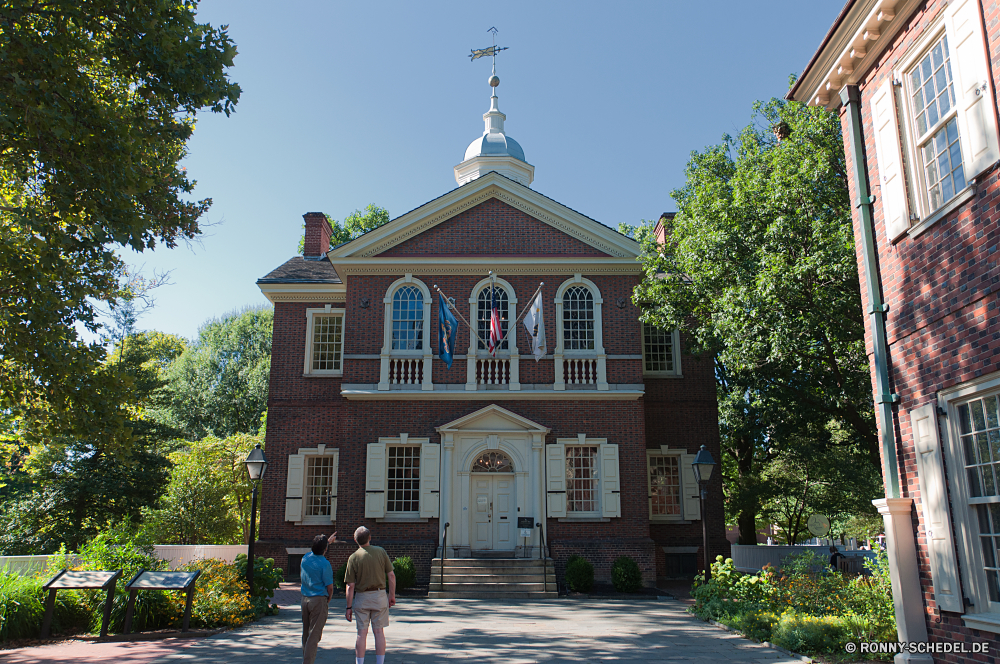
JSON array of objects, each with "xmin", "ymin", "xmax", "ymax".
[
  {"xmin": 0, "ymin": 0, "xmax": 240, "ymax": 445},
  {"xmin": 633, "ymin": 98, "xmax": 879, "ymax": 544},
  {"xmin": 298, "ymin": 204, "xmax": 390, "ymax": 253}
]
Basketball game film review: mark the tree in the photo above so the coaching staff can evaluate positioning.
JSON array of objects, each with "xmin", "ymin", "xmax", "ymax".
[
  {"xmin": 160, "ymin": 307, "xmax": 272, "ymax": 439},
  {"xmin": 0, "ymin": 1, "xmax": 240, "ymax": 445},
  {"xmin": 632, "ymin": 98, "xmax": 877, "ymax": 544},
  {"xmin": 297, "ymin": 204, "xmax": 390, "ymax": 253}
]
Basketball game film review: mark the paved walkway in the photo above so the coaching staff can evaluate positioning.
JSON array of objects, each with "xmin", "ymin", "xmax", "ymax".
[{"xmin": 2, "ymin": 588, "xmax": 803, "ymax": 664}]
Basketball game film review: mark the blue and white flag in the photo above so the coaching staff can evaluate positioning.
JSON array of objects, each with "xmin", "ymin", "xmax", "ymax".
[{"xmin": 438, "ymin": 292, "xmax": 458, "ymax": 368}]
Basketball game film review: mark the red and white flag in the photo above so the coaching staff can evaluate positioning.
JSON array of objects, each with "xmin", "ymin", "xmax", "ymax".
[{"xmin": 487, "ymin": 285, "xmax": 502, "ymax": 356}]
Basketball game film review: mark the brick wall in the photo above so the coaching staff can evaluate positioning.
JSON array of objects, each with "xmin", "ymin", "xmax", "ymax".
[{"xmin": 843, "ymin": 0, "xmax": 1000, "ymax": 655}]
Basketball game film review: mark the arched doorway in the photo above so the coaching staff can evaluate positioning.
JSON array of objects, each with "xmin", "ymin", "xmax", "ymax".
[{"xmin": 470, "ymin": 451, "xmax": 516, "ymax": 552}]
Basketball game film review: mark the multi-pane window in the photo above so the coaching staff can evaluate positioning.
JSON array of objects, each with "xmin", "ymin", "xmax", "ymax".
[
  {"xmin": 477, "ymin": 287, "xmax": 509, "ymax": 350},
  {"xmin": 649, "ymin": 455, "xmax": 681, "ymax": 516},
  {"xmin": 958, "ymin": 396, "xmax": 1000, "ymax": 602},
  {"xmin": 563, "ymin": 286, "xmax": 595, "ymax": 350},
  {"xmin": 305, "ymin": 456, "xmax": 336, "ymax": 517},
  {"xmin": 976, "ymin": 504, "xmax": 1000, "ymax": 602},
  {"xmin": 311, "ymin": 315, "xmax": 344, "ymax": 372},
  {"xmin": 566, "ymin": 446, "xmax": 599, "ymax": 512},
  {"xmin": 392, "ymin": 286, "xmax": 423, "ymax": 350},
  {"xmin": 908, "ymin": 34, "xmax": 966, "ymax": 211},
  {"xmin": 386, "ymin": 446, "xmax": 420, "ymax": 512},
  {"xmin": 643, "ymin": 324, "xmax": 675, "ymax": 374},
  {"xmin": 471, "ymin": 451, "xmax": 514, "ymax": 472}
]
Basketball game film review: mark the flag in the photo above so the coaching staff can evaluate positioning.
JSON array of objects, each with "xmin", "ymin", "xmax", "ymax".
[
  {"xmin": 487, "ymin": 286, "xmax": 502, "ymax": 357},
  {"xmin": 522, "ymin": 291, "xmax": 546, "ymax": 361},
  {"xmin": 438, "ymin": 292, "xmax": 457, "ymax": 368}
]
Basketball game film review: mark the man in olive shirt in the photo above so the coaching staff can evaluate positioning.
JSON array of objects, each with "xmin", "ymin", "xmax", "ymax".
[{"xmin": 344, "ymin": 526, "xmax": 395, "ymax": 664}]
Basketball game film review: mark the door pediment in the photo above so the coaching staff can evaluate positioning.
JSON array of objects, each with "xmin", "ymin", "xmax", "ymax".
[{"xmin": 436, "ymin": 404, "xmax": 549, "ymax": 435}]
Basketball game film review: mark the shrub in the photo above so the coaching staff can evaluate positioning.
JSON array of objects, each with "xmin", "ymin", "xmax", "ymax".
[
  {"xmin": 0, "ymin": 571, "xmax": 89, "ymax": 642},
  {"xmin": 770, "ymin": 612, "xmax": 847, "ymax": 654},
  {"xmin": 564, "ymin": 557, "xmax": 594, "ymax": 593},
  {"xmin": 392, "ymin": 556, "xmax": 416, "ymax": 590},
  {"xmin": 171, "ymin": 559, "xmax": 254, "ymax": 629},
  {"xmin": 232, "ymin": 554, "xmax": 282, "ymax": 617},
  {"xmin": 334, "ymin": 561, "xmax": 348, "ymax": 590},
  {"xmin": 732, "ymin": 610, "xmax": 779, "ymax": 643},
  {"xmin": 611, "ymin": 556, "xmax": 642, "ymax": 593}
]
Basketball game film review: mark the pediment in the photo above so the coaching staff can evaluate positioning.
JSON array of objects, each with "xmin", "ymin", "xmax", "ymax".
[
  {"xmin": 327, "ymin": 172, "xmax": 640, "ymax": 263},
  {"xmin": 436, "ymin": 404, "xmax": 550, "ymax": 434}
]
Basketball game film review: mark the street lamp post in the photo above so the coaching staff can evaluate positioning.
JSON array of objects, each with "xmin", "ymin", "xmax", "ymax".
[
  {"xmin": 243, "ymin": 443, "xmax": 268, "ymax": 594},
  {"xmin": 691, "ymin": 445, "xmax": 716, "ymax": 582}
]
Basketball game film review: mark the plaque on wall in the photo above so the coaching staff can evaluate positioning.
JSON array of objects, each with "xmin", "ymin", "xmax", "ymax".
[{"xmin": 517, "ymin": 517, "xmax": 534, "ymax": 529}]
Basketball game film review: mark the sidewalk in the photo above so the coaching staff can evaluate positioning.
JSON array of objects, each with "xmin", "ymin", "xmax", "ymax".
[{"xmin": 2, "ymin": 585, "xmax": 804, "ymax": 663}]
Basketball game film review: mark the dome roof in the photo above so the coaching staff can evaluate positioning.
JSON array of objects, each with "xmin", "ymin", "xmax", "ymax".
[{"xmin": 464, "ymin": 131, "xmax": 525, "ymax": 162}]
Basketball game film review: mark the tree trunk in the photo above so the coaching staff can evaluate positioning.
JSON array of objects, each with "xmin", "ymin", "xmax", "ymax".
[{"xmin": 737, "ymin": 509, "xmax": 758, "ymax": 545}]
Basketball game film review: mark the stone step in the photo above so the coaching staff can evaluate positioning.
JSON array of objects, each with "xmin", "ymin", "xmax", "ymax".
[
  {"xmin": 429, "ymin": 582, "xmax": 550, "ymax": 592},
  {"xmin": 427, "ymin": 591, "xmax": 559, "ymax": 600},
  {"xmin": 430, "ymin": 565, "xmax": 553, "ymax": 574},
  {"xmin": 434, "ymin": 574, "xmax": 556, "ymax": 584},
  {"xmin": 431, "ymin": 558, "xmax": 553, "ymax": 567}
]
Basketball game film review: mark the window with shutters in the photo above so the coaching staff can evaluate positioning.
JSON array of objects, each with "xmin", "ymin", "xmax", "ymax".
[
  {"xmin": 386, "ymin": 445, "xmax": 420, "ymax": 514},
  {"xmin": 566, "ymin": 446, "xmax": 599, "ymax": 513},
  {"xmin": 648, "ymin": 454, "xmax": 682, "ymax": 517},
  {"xmin": 642, "ymin": 324, "xmax": 681, "ymax": 376},
  {"xmin": 305, "ymin": 456, "xmax": 336, "ymax": 517},
  {"xmin": 939, "ymin": 377, "xmax": 1000, "ymax": 628},
  {"xmin": 285, "ymin": 445, "xmax": 339, "ymax": 525},
  {"xmin": 304, "ymin": 307, "xmax": 345, "ymax": 376}
]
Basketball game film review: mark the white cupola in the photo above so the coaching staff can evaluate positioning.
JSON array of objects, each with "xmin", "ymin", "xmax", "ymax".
[{"xmin": 454, "ymin": 73, "xmax": 534, "ymax": 187}]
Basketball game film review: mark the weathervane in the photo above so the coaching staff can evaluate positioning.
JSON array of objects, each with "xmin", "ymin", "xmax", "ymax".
[{"xmin": 469, "ymin": 27, "xmax": 508, "ymax": 90}]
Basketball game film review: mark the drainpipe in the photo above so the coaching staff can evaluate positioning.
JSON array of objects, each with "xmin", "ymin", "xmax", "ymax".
[{"xmin": 839, "ymin": 84, "xmax": 901, "ymax": 499}]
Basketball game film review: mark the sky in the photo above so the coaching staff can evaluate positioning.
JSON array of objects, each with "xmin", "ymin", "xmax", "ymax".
[{"xmin": 121, "ymin": 0, "xmax": 846, "ymax": 341}]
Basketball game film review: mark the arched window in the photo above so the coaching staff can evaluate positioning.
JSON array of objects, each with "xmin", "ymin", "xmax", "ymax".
[
  {"xmin": 562, "ymin": 285, "xmax": 595, "ymax": 350},
  {"xmin": 392, "ymin": 285, "xmax": 423, "ymax": 350},
  {"xmin": 476, "ymin": 286, "xmax": 509, "ymax": 351},
  {"xmin": 471, "ymin": 451, "xmax": 514, "ymax": 472}
]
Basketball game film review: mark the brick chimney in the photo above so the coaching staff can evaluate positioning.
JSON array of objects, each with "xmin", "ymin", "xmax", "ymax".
[
  {"xmin": 653, "ymin": 212, "xmax": 675, "ymax": 245},
  {"xmin": 302, "ymin": 212, "xmax": 332, "ymax": 258}
]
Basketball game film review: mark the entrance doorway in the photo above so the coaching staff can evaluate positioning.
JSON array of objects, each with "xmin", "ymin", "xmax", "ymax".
[{"xmin": 470, "ymin": 474, "xmax": 516, "ymax": 552}]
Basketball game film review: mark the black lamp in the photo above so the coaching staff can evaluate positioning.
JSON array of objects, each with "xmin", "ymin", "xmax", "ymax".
[
  {"xmin": 243, "ymin": 444, "xmax": 268, "ymax": 593},
  {"xmin": 691, "ymin": 445, "xmax": 716, "ymax": 581}
]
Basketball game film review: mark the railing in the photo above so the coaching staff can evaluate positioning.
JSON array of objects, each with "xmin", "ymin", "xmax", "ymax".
[
  {"xmin": 440, "ymin": 522, "xmax": 450, "ymax": 591},
  {"xmin": 387, "ymin": 357, "xmax": 423, "ymax": 385},
  {"xmin": 537, "ymin": 522, "xmax": 547, "ymax": 593},
  {"xmin": 563, "ymin": 358, "xmax": 598, "ymax": 385},
  {"xmin": 476, "ymin": 358, "xmax": 511, "ymax": 385}
]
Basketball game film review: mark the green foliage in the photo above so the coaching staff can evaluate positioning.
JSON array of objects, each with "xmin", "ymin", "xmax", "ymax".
[
  {"xmin": 691, "ymin": 554, "xmax": 896, "ymax": 660},
  {"xmin": 298, "ymin": 204, "xmax": 391, "ymax": 253},
  {"xmin": 0, "ymin": 0, "xmax": 240, "ymax": 447},
  {"xmin": 392, "ymin": 556, "xmax": 416, "ymax": 590},
  {"xmin": 0, "ymin": 571, "xmax": 89, "ymax": 641},
  {"xmin": 173, "ymin": 558, "xmax": 254, "ymax": 628},
  {"xmin": 611, "ymin": 556, "xmax": 642, "ymax": 593},
  {"xmin": 564, "ymin": 556, "xmax": 594, "ymax": 593},
  {"xmin": 335, "ymin": 561, "xmax": 348, "ymax": 590},
  {"xmin": 232, "ymin": 554, "xmax": 282, "ymax": 617},
  {"xmin": 160, "ymin": 307, "xmax": 273, "ymax": 440},
  {"xmin": 632, "ymin": 97, "xmax": 878, "ymax": 545}
]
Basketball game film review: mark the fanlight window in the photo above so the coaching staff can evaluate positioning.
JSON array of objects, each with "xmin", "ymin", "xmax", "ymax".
[
  {"xmin": 392, "ymin": 285, "xmax": 423, "ymax": 350},
  {"xmin": 471, "ymin": 451, "xmax": 514, "ymax": 473},
  {"xmin": 562, "ymin": 286, "xmax": 595, "ymax": 350},
  {"xmin": 477, "ymin": 287, "xmax": 509, "ymax": 350}
]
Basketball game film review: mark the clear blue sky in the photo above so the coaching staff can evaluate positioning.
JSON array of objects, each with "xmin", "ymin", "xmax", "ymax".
[{"xmin": 123, "ymin": 0, "xmax": 845, "ymax": 341}]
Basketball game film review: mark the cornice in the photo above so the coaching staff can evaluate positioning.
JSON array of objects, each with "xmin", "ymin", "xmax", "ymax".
[
  {"xmin": 332, "ymin": 256, "xmax": 643, "ymax": 276},
  {"xmin": 257, "ymin": 283, "xmax": 346, "ymax": 304}
]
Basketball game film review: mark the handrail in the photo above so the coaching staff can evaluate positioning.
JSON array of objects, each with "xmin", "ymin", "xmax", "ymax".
[
  {"xmin": 440, "ymin": 522, "xmax": 450, "ymax": 592},
  {"xmin": 537, "ymin": 521, "xmax": 547, "ymax": 593}
]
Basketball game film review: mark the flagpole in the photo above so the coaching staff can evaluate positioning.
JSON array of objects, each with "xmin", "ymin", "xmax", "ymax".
[{"xmin": 433, "ymin": 285, "xmax": 490, "ymax": 350}]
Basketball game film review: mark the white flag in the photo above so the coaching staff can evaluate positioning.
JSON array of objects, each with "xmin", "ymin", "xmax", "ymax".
[{"xmin": 522, "ymin": 291, "xmax": 546, "ymax": 361}]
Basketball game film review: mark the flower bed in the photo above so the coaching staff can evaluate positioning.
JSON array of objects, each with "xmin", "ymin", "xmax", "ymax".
[{"xmin": 691, "ymin": 551, "xmax": 896, "ymax": 661}]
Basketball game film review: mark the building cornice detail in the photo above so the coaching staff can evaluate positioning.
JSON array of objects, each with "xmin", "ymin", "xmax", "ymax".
[
  {"xmin": 332, "ymin": 256, "xmax": 642, "ymax": 276},
  {"xmin": 257, "ymin": 283, "xmax": 346, "ymax": 303}
]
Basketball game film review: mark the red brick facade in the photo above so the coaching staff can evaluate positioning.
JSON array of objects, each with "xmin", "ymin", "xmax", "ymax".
[{"xmin": 257, "ymin": 192, "xmax": 726, "ymax": 589}]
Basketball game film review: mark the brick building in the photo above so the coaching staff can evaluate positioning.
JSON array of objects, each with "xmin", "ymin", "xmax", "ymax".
[
  {"xmin": 254, "ymin": 79, "xmax": 725, "ymax": 592},
  {"xmin": 790, "ymin": 0, "xmax": 1000, "ymax": 657}
]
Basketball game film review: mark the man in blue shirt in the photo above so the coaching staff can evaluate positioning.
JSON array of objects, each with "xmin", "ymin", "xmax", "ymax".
[{"xmin": 300, "ymin": 532, "xmax": 335, "ymax": 664}]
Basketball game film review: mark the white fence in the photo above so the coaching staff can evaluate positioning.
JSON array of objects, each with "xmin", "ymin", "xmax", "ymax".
[
  {"xmin": 0, "ymin": 546, "xmax": 247, "ymax": 576},
  {"xmin": 730, "ymin": 544, "xmax": 876, "ymax": 573}
]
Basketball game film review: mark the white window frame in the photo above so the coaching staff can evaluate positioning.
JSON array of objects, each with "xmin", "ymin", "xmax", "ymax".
[
  {"xmin": 939, "ymin": 374, "xmax": 1000, "ymax": 633},
  {"xmin": 466, "ymin": 276, "xmax": 520, "ymax": 390},
  {"xmin": 641, "ymin": 324, "xmax": 682, "ymax": 377},
  {"xmin": 553, "ymin": 275, "xmax": 607, "ymax": 391},
  {"xmin": 647, "ymin": 448, "xmax": 683, "ymax": 522},
  {"xmin": 647, "ymin": 445, "xmax": 701, "ymax": 522},
  {"xmin": 304, "ymin": 305, "xmax": 346, "ymax": 376},
  {"xmin": 284, "ymin": 445, "xmax": 339, "ymax": 526},
  {"xmin": 364, "ymin": 434, "xmax": 439, "ymax": 522},
  {"xmin": 377, "ymin": 274, "xmax": 433, "ymax": 391}
]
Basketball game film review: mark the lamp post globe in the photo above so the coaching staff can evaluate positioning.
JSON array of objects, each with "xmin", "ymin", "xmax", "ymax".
[
  {"xmin": 691, "ymin": 445, "xmax": 716, "ymax": 581},
  {"xmin": 242, "ymin": 444, "xmax": 268, "ymax": 594}
]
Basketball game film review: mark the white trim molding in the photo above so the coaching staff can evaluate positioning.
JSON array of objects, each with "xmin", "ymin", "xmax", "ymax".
[
  {"xmin": 304, "ymin": 305, "xmax": 345, "ymax": 376},
  {"xmin": 554, "ymin": 275, "xmax": 607, "ymax": 391},
  {"xmin": 379, "ymin": 275, "xmax": 433, "ymax": 391}
]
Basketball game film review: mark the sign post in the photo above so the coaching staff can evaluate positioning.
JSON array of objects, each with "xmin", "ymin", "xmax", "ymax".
[{"xmin": 518, "ymin": 517, "xmax": 533, "ymax": 558}]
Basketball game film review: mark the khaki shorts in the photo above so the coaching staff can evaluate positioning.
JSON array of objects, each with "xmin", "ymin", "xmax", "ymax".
[{"xmin": 353, "ymin": 590, "xmax": 389, "ymax": 631}]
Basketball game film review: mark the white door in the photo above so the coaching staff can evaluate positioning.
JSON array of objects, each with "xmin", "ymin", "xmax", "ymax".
[{"xmin": 469, "ymin": 474, "xmax": 516, "ymax": 552}]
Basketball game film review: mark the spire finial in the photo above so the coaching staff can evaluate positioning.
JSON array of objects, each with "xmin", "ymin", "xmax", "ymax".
[{"xmin": 469, "ymin": 28, "xmax": 507, "ymax": 94}]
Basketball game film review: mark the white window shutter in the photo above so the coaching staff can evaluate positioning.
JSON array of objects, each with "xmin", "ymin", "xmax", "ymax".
[
  {"xmin": 681, "ymin": 453, "xmax": 701, "ymax": 521},
  {"xmin": 329, "ymin": 450, "xmax": 339, "ymax": 523},
  {"xmin": 365, "ymin": 442, "xmax": 386, "ymax": 518},
  {"xmin": 285, "ymin": 454, "xmax": 304, "ymax": 522},
  {"xmin": 871, "ymin": 80, "xmax": 910, "ymax": 241},
  {"xmin": 910, "ymin": 403, "xmax": 964, "ymax": 613},
  {"xmin": 546, "ymin": 443, "xmax": 567, "ymax": 518},
  {"xmin": 947, "ymin": 0, "xmax": 1000, "ymax": 179},
  {"xmin": 419, "ymin": 443, "xmax": 440, "ymax": 518},
  {"xmin": 600, "ymin": 443, "xmax": 622, "ymax": 518}
]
